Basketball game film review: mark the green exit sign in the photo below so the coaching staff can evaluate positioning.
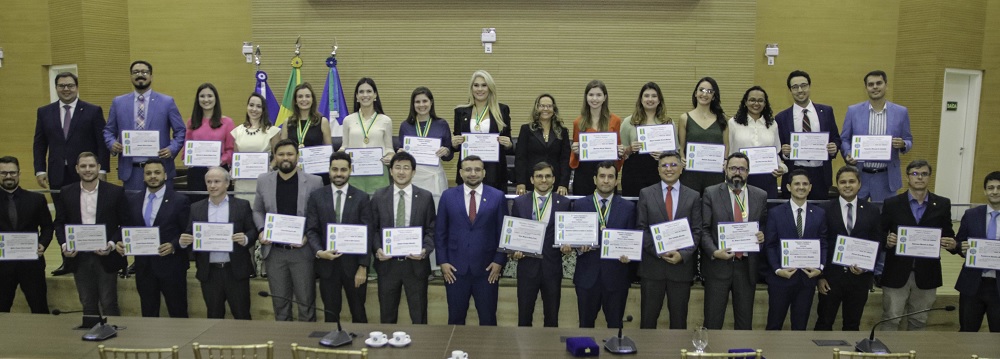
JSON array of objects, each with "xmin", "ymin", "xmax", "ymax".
[{"xmin": 946, "ymin": 101, "xmax": 958, "ymax": 111}]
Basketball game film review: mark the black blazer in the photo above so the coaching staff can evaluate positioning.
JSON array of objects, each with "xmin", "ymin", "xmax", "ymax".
[
  {"xmin": 368, "ymin": 184, "xmax": 436, "ymax": 278},
  {"xmin": 33, "ymin": 100, "xmax": 109, "ymax": 188},
  {"xmin": 514, "ymin": 123, "xmax": 571, "ymax": 191},
  {"xmin": 0, "ymin": 188, "xmax": 54, "ymax": 249},
  {"xmin": 128, "ymin": 189, "xmax": 190, "ymax": 275},
  {"xmin": 452, "ymin": 103, "xmax": 513, "ymax": 191},
  {"xmin": 54, "ymin": 181, "xmax": 128, "ymax": 273},
  {"xmin": 186, "ymin": 196, "xmax": 258, "ymax": 282},
  {"xmin": 572, "ymin": 194, "xmax": 636, "ymax": 291},
  {"xmin": 509, "ymin": 192, "xmax": 572, "ymax": 280},
  {"xmin": 820, "ymin": 198, "xmax": 882, "ymax": 286},
  {"xmin": 306, "ymin": 185, "xmax": 372, "ymax": 279},
  {"xmin": 637, "ymin": 183, "xmax": 703, "ymax": 282},
  {"xmin": 880, "ymin": 192, "xmax": 956, "ymax": 289},
  {"xmin": 953, "ymin": 205, "xmax": 998, "ymax": 295}
]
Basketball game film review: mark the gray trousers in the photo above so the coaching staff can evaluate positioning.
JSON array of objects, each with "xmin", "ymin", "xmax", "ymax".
[
  {"xmin": 264, "ymin": 246, "xmax": 316, "ymax": 321},
  {"xmin": 881, "ymin": 272, "xmax": 937, "ymax": 331},
  {"xmin": 73, "ymin": 254, "xmax": 120, "ymax": 316}
]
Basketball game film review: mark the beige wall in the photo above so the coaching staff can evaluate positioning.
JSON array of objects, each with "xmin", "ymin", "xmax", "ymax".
[{"xmin": 973, "ymin": 0, "xmax": 1000, "ymax": 204}]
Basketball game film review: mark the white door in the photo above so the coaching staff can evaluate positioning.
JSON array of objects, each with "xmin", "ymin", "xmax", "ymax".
[{"xmin": 935, "ymin": 69, "xmax": 982, "ymax": 220}]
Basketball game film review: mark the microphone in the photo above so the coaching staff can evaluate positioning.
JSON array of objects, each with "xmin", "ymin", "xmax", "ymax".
[
  {"xmin": 604, "ymin": 315, "xmax": 636, "ymax": 354},
  {"xmin": 257, "ymin": 291, "xmax": 353, "ymax": 347},
  {"xmin": 855, "ymin": 305, "xmax": 956, "ymax": 353},
  {"xmin": 51, "ymin": 308, "xmax": 84, "ymax": 316}
]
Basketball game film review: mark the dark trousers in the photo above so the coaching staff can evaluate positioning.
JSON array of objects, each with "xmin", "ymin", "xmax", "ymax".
[
  {"xmin": 516, "ymin": 271, "xmax": 561, "ymax": 327},
  {"xmin": 703, "ymin": 259, "xmax": 756, "ymax": 330},
  {"xmin": 50, "ymin": 187, "xmax": 70, "ymax": 268},
  {"xmin": 640, "ymin": 278, "xmax": 692, "ymax": 329},
  {"xmin": 959, "ymin": 277, "xmax": 1000, "ymax": 332},
  {"xmin": 73, "ymin": 254, "xmax": 119, "ymax": 316},
  {"xmin": 814, "ymin": 272, "xmax": 871, "ymax": 331},
  {"xmin": 445, "ymin": 272, "xmax": 498, "ymax": 325},
  {"xmin": 200, "ymin": 264, "xmax": 250, "ymax": 320},
  {"xmin": 318, "ymin": 267, "xmax": 368, "ymax": 323},
  {"xmin": 135, "ymin": 264, "xmax": 188, "ymax": 318},
  {"xmin": 577, "ymin": 284, "xmax": 628, "ymax": 329},
  {"xmin": 766, "ymin": 277, "xmax": 816, "ymax": 330},
  {"xmin": 377, "ymin": 260, "xmax": 428, "ymax": 324},
  {"xmin": 0, "ymin": 260, "xmax": 49, "ymax": 313}
]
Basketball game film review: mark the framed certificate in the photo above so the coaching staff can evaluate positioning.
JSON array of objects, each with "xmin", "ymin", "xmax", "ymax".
[
  {"xmin": 685, "ymin": 142, "xmax": 725, "ymax": 173},
  {"xmin": 831, "ymin": 235, "xmax": 879, "ymax": 271},
  {"xmin": 403, "ymin": 136, "xmax": 441, "ymax": 166},
  {"xmin": 636, "ymin": 124, "xmax": 676, "ymax": 154},
  {"xmin": 263, "ymin": 213, "xmax": 306, "ymax": 245},
  {"xmin": 717, "ymin": 222, "xmax": 760, "ymax": 252},
  {"xmin": 193, "ymin": 222, "xmax": 234, "ymax": 252},
  {"xmin": 498, "ymin": 216, "xmax": 547, "ymax": 258},
  {"xmin": 298, "ymin": 145, "xmax": 334, "ymax": 174},
  {"xmin": 183, "ymin": 140, "xmax": 222, "ymax": 167},
  {"xmin": 600, "ymin": 229, "xmax": 643, "ymax": 261},
  {"xmin": 780, "ymin": 239, "xmax": 821, "ymax": 269},
  {"xmin": 382, "ymin": 227, "xmax": 423, "ymax": 257},
  {"xmin": 121, "ymin": 227, "xmax": 160, "ymax": 256},
  {"xmin": 649, "ymin": 218, "xmax": 695, "ymax": 254},
  {"xmin": 65, "ymin": 225, "xmax": 108, "ymax": 252},
  {"xmin": 122, "ymin": 130, "xmax": 159, "ymax": 157},
  {"xmin": 460, "ymin": 133, "xmax": 500, "ymax": 162},
  {"xmin": 554, "ymin": 212, "xmax": 599, "ymax": 247},
  {"xmin": 739, "ymin": 146, "xmax": 779, "ymax": 175},
  {"xmin": 327, "ymin": 224, "xmax": 368, "ymax": 255},
  {"xmin": 789, "ymin": 132, "xmax": 829, "ymax": 161},
  {"xmin": 895, "ymin": 226, "xmax": 942, "ymax": 258},
  {"xmin": 344, "ymin": 147, "xmax": 385, "ymax": 176},
  {"xmin": 231, "ymin": 152, "xmax": 270, "ymax": 179},
  {"xmin": 578, "ymin": 132, "xmax": 618, "ymax": 161},
  {"xmin": 851, "ymin": 135, "xmax": 892, "ymax": 161},
  {"xmin": 0, "ymin": 233, "xmax": 38, "ymax": 260}
]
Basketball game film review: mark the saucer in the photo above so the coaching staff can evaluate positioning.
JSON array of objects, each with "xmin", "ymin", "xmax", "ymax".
[
  {"xmin": 389, "ymin": 337, "xmax": 411, "ymax": 347},
  {"xmin": 365, "ymin": 338, "xmax": 389, "ymax": 347}
]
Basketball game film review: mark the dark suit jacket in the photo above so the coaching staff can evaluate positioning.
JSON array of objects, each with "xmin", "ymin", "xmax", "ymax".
[
  {"xmin": 572, "ymin": 194, "xmax": 636, "ymax": 291},
  {"xmin": 700, "ymin": 182, "xmax": 769, "ymax": 286},
  {"xmin": 953, "ymin": 205, "xmax": 998, "ymax": 295},
  {"xmin": 435, "ymin": 184, "xmax": 508, "ymax": 276},
  {"xmin": 881, "ymin": 192, "xmax": 955, "ymax": 289},
  {"xmin": 764, "ymin": 201, "xmax": 828, "ymax": 286},
  {"xmin": 54, "ymin": 181, "xmax": 128, "ymax": 273},
  {"xmin": 306, "ymin": 185, "xmax": 371, "ymax": 279},
  {"xmin": 820, "ymin": 198, "xmax": 882, "ymax": 287},
  {"xmin": 775, "ymin": 103, "xmax": 840, "ymax": 191},
  {"xmin": 509, "ymin": 192, "xmax": 571, "ymax": 280},
  {"xmin": 33, "ymin": 100, "xmax": 109, "ymax": 188},
  {"xmin": 0, "ymin": 187, "xmax": 54, "ymax": 251},
  {"xmin": 514, "ymin": 123, "xmax": 572, "ymax": 190},
  {"xmin": 127, "ymin": 189, "xmax": 190, "ymax": 275},
  {"xmin": 369, "ymin": 184, "xmax": 436, "ymax": 278},
  {"xmin": 186, "ymin": 196, "xmax": 258, "ymax": 282},
  {"xmin": 452, "ymin": 104, "xmax": 513, "ymax": 191},
  {"xmin": 637, "ymin": 182, "xmax": 702, "ymax": 282}
]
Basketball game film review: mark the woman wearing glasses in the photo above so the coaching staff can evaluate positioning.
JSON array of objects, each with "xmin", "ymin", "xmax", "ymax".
[
  {"xmin": 450, "ymin": 70, "xmax": 513, "ymax": 192},
  {"xmin": 727, "ymin": 86, "xmax": 786, "ymax": 199},
  {"xmin": 398, "ymin": 87, "xmax": 453, "ymax": 203},
  {"xmin": 514, "ymin": 94, "xmax": 570, "ymax": 196},
  {"xmin": 677, "ymin": 77, "xmax": 728, "ymax": 194},
  {"xmin": 620, "ymin": 82, "xmax": 675, "ymax": 197}
]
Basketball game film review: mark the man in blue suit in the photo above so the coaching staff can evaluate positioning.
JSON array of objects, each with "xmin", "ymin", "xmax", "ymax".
[
  {"xmin": 840, "ymin": 70, "xmax": 913, "ymax": 202},
  {"xmin": 102, "ymin": 60, "xmax": 186, "ymax": 191},
  {"xmin": 435, "ymin": 155, "xmax": 507, "ymax": 326},
  {"xmin": 954, "ymin": 171, "xmax": 1000, "ymax": 332},
  {"xmin": 765, "ymin": 169, "xmax": 828, "ymax": 330},
  {"xmin": 777, "ymin": 70, "xmax": 841, "ymax": 200}
]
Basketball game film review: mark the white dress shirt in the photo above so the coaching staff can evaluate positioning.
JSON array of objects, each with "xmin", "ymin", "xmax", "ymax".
[
  {"xmin": 80, "ymin": 182, "xmax": 98, "ymax": 225},
  {"xmin": 393, "ymin": 184, "xmax": 413, "ymax": 227},
  {"xmin": 331, "ymin": 183, "xmax": 350, "ymax": 222},
  {"xmin": 464, "ymin": 183, "xmax": 483, "ymax": 217},
  {"xmin": 793, "ymin": 101, "xmax": 822, "ymax": 167}
]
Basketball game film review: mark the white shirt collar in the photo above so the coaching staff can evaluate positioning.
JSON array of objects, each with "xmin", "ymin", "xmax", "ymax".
[
  {"xmin": 394, "ymin": 184, "xmax": 413, "ymax": 196},
  {"xmin": 790, "ymin": 200, "xmax": 808, "ymax": 213},
  {"xmin": 80, "ymin": 181, "xmax": 99, "ymax": 194},
  {"xmin": 332, "ymin": 183, "xmax": 350, "ymax": 193},
  {"xmin": 793, "ymin": 100, "xmax": 815, "ymax": 113},
  {"xmin": 60, "ymin": 98, "xmax": 79, "ymax": 108},
  {"xmin": 839, "ymin": 196, "xmax": 857, "ymax": 210},
  {"xmin": 464, "ymin": 183, "xmax": 483, "ymax": 196},
  {"xmin": 145, "ymin": 186, "xmax": 165, "ymax": 199}
]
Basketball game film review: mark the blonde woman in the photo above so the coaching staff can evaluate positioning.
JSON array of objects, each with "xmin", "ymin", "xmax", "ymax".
[{"xmin": 450, "ymin": 70, "xmax": 513, "ymax": 192}]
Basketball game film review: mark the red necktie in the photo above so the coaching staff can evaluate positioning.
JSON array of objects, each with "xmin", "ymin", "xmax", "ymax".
[
  {"xmin": 733, "ymin": 189, "xmax": 745, "ymax": 258},
  {"xmin": 801, "ymin": 109, "xmax": 812, "ymax": 132},
  {"xmin": 665, "ymin": 186, "xmax": 673, "ymax": 221},
  {"xmin": 468, "ymin": 190, "xmax": 477, "ymax": 223}
]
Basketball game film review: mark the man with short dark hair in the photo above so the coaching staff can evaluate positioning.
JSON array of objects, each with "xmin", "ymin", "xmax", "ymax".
[
  {"xmin": 954, "ymin": 171, "xmax": 1000, "ymax": 332},
  {"xmin": 0, "ymin": 156, "xmax": 53, "ymax": 314},
  {"xmin": 777, "ymin": 70, "xmax": 841, "ymax": 200}
]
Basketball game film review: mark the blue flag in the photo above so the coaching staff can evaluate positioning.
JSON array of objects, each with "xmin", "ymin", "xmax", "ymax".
[
  {"xmin": 254, "ymin": 71, "xmax": 281, "ymax": 125},
  {"xmin": 318, "ymin": 56, "xmax": 349, "ymax": 137}
]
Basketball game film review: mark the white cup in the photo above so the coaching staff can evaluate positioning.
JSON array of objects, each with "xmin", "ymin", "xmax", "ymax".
[
  {"xmin": 393, "ymin": 331, "xmax": 410, "ymax": 342},
  {"xmin": 369, "ymin": 331, "xmax": 387, "ymax": 342},
  {"xmin": 451, "ymin": 350, "xmax": 468, "ymax": 359}
]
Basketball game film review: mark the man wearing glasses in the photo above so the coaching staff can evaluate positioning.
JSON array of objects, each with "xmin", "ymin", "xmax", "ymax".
[
  {"xmin": 777, "ymin": 70, "xmax": 841, "ymax": 200},
  {"xmin": 0, "ymin": 156, "xmax": 54, "ymax": 314}
]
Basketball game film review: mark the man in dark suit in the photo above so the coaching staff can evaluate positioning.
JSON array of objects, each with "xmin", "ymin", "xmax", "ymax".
[
  {"xmin": 700, "ymin": 152, "xmax": 768, "ymax": 330},
  {"xmin": 34, "ymin": 72, "xmax": 109, "ymax": 276},
  {"xmin": 637, "ymin": 151, "xmax": 702, "ymax": 329},
  {"xmin": 370, "ymin": 152, "xmax": 436, "ymax": 324},
  {"xmin": 567, "ymin": 161, "xmax": 635, "ymax": 328},
  {"xmin": 102, "ymin": 60, "xmax": 186, "ymax": 191},
  {"xmin": 178, "ymin": 167, "xmax": 257, "ymax": 320},
  {"xmin": 764, "ymin": 169, "xmax": 828, "ymax": 330},
  {"xmin": 56, "ymin": 152, "xmax": 128, "ymax": 316},
  {"xmin": 815, "ymin": 165, "xmax": 883, "ymax": 331},
  {"xmin": 954, "ymin": 171, "xmax": 1000, "ymax": 332},
  {"xmin": 777, "ymin": 70, "xmax": 841, "ymax": 200},
  {"xmin": 880, "ymin": 159, "xmax": 957, "ymax": 331},
  {"xmin": 307, "ymin": 151, "xmax": 371, "ymax": 323},
  {"xmin": 436, "ymin": 155, "xmax": 508, "ymax": 325},
  {"xmin": 509, "ymin": 161, "xmax": 570, "ymax": 327},
  {"xmin": 0, "ymin": 156, "xmax": 54, "ymax": 314}
]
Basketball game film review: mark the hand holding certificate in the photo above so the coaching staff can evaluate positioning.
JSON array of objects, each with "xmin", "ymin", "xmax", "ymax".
[
  {"xmin": 739, "ymin": 147, "xmax": 779, "ymax": 175},
  {"xmin": 895, "ymin": 226, "xmax": 942, "ymax": 258},
  {"xmin": 121, "ymin": 227, "xmax": 161, "ymax": 255},
  {"xmin": 263, "ymin": 213, "xmax": 306, "ymax": 245},
  {"xmin": 498, "ymin": 216, "xmax": 547, "ymax": 258},
  {"xmin": 0, "ymin": 233, "xmax": 39, "ymax": 260},
  {"xmin": 831, "ymin": 235, "xmax": 879, "ymax": 271},
  {"xmin": 122, "ymin": 130, "xmax": 159, "ymax": 157},
  {"xmin": 461, "ymin": 133, "xmax": 500, "ymax": 162},
  {"xmin": 600, "ymin": 229, "xmax": 643, "ymax": 261},
  {"xmin": 781, "ymin": 239, "xmax": 821, "ymax": 269},
  {"xmin": 789, "ymin": 132, "xmax": 830, "ymax": 161},
  {"xmin": 193, "ymin": 222, "xmax": 234, "ymax": 252},
  {"xmin": 685, "ymin": 142, "xmax": 725, "ymax": 173},
  {"xmin": 636, "ymin": 125, "xmax": 676, "ymax": 154},
  {"xmin": 381, "ymin": 227, "xmax": 423, "ymax": 257},
  {"xmin": 966, "ymin": 239, "xmax": 1000, "ymax": 270},
  {"xmin": 554, "ymin": 212, "xmax": 599, "ymax": 247},
  {"xmin": 344, "ymin": 147, "xmax": 385, "ymax": 176},
  {"xmin": 183, "ymin": 140, "xmax": 222, "ymax": 167},
  {"xmin": 650, "ymin": 218, "xmax": 695, "ymax": 254},
  {"xmin": 298, "ymin": 145, "xmax": 334, "ymax": 174},
  {"xmin": 578, "ymin": 132, "xmax": 619, "ymax": 161},
  {"xmin": 403, "ymin": 136, "xmax": 442, "ymax": 166},
  {"xmin": 327, "ymin": 224, "xmax": 368, "ymax": 255},
  {"xmin": 717, "ymin": 222, "xmax": 760, "ymax": 252},
  {"xmin": 65, "ymin": 225, "xmax": 108, "ymax": 252},
  {"xmin": 231, "ymin": 152, "xmax": 270, "ymax": 179},
  {"xmin": 851, "ymin": 135, "xmax": 892, "ymax": 161}
]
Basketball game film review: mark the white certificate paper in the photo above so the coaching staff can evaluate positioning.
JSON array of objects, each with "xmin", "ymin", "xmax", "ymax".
[
  {"xmin": 122, "ymin": 130, "xmax": 159, "ymax": 157},
  {"xmin": 717, "ymin": 222, "xmax": 760, "ymax": 252},
  {"xmin": 382, "ymin": 227, "xmax": 423, "ymax": 257},
  {"xmin": 499, "ymin": 216, "xmax": 547, "ymax": 257},
  {"xmin": 231, "ymin": 152, "xmax": 270, "ymax": 179},
  {"xmin": 263, "ymin": 213, "xmax": 306, "ymax": 245},
  {"xmin": 601, "ymin": 229, "xmax": 643, "ymax": 260},
  {"xmin": 554, "ymin": 212, "xmax": 599, "ymax": 247},
  {"xmin": 650, "ymin": 218, "xmax": 695, "ymax": 254},
  {"xmin": 183, "ymin": 140, "xmax": 222, "ymax": 167},
  {"xmin": 193, "ymin": 222, "xmax": 234, "ymax": 252},
  {"xmin": 739, "ymin": 147, "xmax": 779, "ymax": 175},
  {"xmin": 789, "ymin": 132, "xmax": 829, "ymax": 161},
  {"xmin": 298, "ymin": 145, "xmax": 334, "ymax": 174},
  {"xmin": 781, "ymin": 239, "xmax": 821, "ymax": 268},
  {"xmin": 0, "ymin": 233, "xmax": 38, "ymax": 260},
  {"xmin": 966, "ymin": 239, "xmax": 1000, "ymax": 271},
  {"xmin": 636, "ymin": 125, "xmax": 676, "ymax": 154},
  {"xmin": 65, "ymin": 225, "xmax": 108, "ymax": 252},
  {"xmin": 327, "ymin": 224, "xmax": 368, "ymax": 255},
  {"xmin": 832, "ymin": 235, "xmax": 879, "ymax": 271},
  {"xmin": 895, "ymin": 226, "xmax": 942, "ymax": 258},
  {"xmin": 851, "ymin": 135, "xmax": 892, "ymax": 161},
  {"xmin": 121, "ymin": 227, "xmax": 160, "ymax": 256},
  {"xmin": 578, "ymin": 132, "xmax": 618, "ymax": 161},
  {"xmin": 460, "ymin": 133, "xmax": 500, "ymax": 162},
  {"xmin": 344, "ymin": 147, "xmax": 385, "ymax": 176},
  {"xmin": 403, "ymin": 136, "xmax": 441, "ymax": 166},
  {"xmin": 685, "ymin": 142, "xmax": 726, "ymax": 173}
]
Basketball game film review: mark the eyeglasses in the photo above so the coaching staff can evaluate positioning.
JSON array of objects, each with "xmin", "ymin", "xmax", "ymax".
[
  {"xmin": 698, "ymin": 88, "xmax": 715, "ymax": 94},
  {"xmin": 908, "ymin": 171, "xmax": 931, "ymax": 178},
  {"xmin": 746, "ymin": 98, "xmax": 765, "ymax": 104},
  {"xmin": 659, "ymin": 163, "xmax": 680, "ymax": 169},
  {"xmin": 0, "ymin": 171, "xmax": 19, "ymax": 177},
  {"xmin": 727, "ymin": 166, "xmax": 749, "ymax": 173},
  {"xmin": 790, "ymin": 83, "xmax": 810, "ymax": 91},
  {"xmin": 131, "ymin": 70, "xmax": 151, "ymax": 76},
  {"xmin": 537, "ymin": 104, "xmax": 554, "ymax": 109},
  {"xmin": 56, "ymin": 84, "xmax": 77, "ymax": 90}
]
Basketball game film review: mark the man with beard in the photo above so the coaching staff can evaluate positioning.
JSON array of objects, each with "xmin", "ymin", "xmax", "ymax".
[
  {"xmin": 435, "ymin": 155, "xmax": 508, "ymax": 326},
  {"xmin": 777, "ymin": 70, "xmax": 841, "ymax": 200},
  {"xmin": 253, "ymin": 139, "xmax": 323, "ymax": 321},
  {"xmin": 954, "ymin": 171, "xmax": 1000, "ymax": 332},
  {"xmin": 0, "ymin": 156, "xmax": 53, "ymax": 314},
  {"xmin": 102, "ymin": 60, "xmax": 186, "ymax": 191},
  {"xmin": 699, "ymin": 152, "xmax": 768, "ymax": 330},
  {"xmin": 306, "ymin": 151, "xmax": 371, "ymax": 323},
  {"xmin": 56, "ymin": 152, "xmax": 127, "ymax": 316}
]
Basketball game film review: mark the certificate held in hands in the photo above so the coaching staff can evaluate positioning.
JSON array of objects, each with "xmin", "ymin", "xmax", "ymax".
[
  {"xmin": 650, "ymin": 218, "xmax": 695, "ymax": 254},
  {"xmin": 498, "ymin": 216, "xmax": 547, "ymax": 258},
  {"xmin": 966, "ymin": 239, "xmax": 1000, "ymax": 271},
  {"xmin": 193, "ymin": 222, "xmax": 234, "ymax": 252},
  {"xmin": 895, "ymin": 226, "xmax": 942, "ymax": 258},
  {"xmin": 0, "ymin": 233, "xmax": 39, "ymax": 260},
  {"xmin": 231, "ymin": 152, "xmax": 270, "ymax": 179},
  {"xmin": 781, "ymin": 239, "xmax": 821, "ymax": 269},
  {"xmin": 122, "ymin": 130, "xmax": 159, "ymax": 157},
  {"xmin": 554, "ymin": 212, "xmax": 599, "ymax": 247},
  {"xmin": 831, "ymin": 235, "xmax": 879, "ymax": 271},
  {"xmin": 263, "ymin": 213, "xmax": 306, "ymax": 245},
  {"xmin": 739, "ymin": 147, "xmax": 779, "ymax": 175},
  {"xmin": 403, "ymin": 136, "xmax": 441, "ymax": 166},
  {"xmin": 344, "ymin": 147, "xmax": 385, "ymax": 176},
  {"xmin": 461, "ymin": 133, "xmax": 500, "ymax": 162},
  {"xmin": 717, "ymin": 222, "xmax": 760, "ymax": 252},
  {"xmin": 636, "ymin": 124, "xmax": 676, "ymax": 154},
  {"xmin": 685, "ymin": 142, "xmax": 725, "ymax": 173},
  {"xmin": 121, "ymin": 227, "xmax": 160, "ymax": 256},
  {"xmin": 382, "ymin": 227, "xmax": 423, "ymax": 257},
  {"xmin": 65, "ymin": 225, "xmax": 108, "ymax": 252},
  {"xmin": 183, "ymin": 140, "xmax": 222, "ymax": 167},
  {"xmin": 789, "ymin": 132, "xmax": 829, "ymax": 161},
  {"xmin": 851, "ymin": 135, "xmax": 892, "ymax": 161},
  {"xmin": 327, "ymin": 224, "xmax": 368, "ymax": 255},
  {"xmin": 578, "ymin": 132, "xmax": 618, "ymax": 161},
  {"xmin": 600, "ymin": 229, "xmax": 643, "ymax": 261}
]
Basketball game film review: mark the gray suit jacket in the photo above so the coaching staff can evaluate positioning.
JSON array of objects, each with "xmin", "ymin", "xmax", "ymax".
[
  {"xmin": 252, "ymin": 170, "xmax": 324, "ymax": 258},
  {"xmin": 637, "ymin": 182, "xmax": 703, "ymax": 282},
  {"xmin": 699, "ymin": 182, "xmax": 768, "ymax": 286},
  {"xmin": 369, "ymin": 184, "xmax": 436, "ymax": 278}
]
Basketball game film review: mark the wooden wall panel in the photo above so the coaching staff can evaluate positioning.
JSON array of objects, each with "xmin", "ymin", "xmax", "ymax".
[{"xmin": 972, "ymin": 1, "xmax": 1000, "ymax": 204}]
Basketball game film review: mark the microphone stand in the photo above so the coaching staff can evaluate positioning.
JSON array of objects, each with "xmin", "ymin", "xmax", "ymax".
[
  {"xmin": 604, "ymin": 315, "xmax": 636, "ymax": 354},
  {"xmin": 856, "ymin": 306, "xmax": 955, "ymax": 353},
  {"xmin": 53, "ymin": 308, "xmax": 119, "ymax": 340},
  {"xmin": 258, "ymin": 291, "xmax": 353, "ymax": 347}
]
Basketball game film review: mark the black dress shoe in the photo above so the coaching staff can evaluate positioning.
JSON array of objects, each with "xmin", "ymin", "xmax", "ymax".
[
  {"xmin": 127, "ymin": 263, "xmax": 136, "ymax": 275},
  {"xmin": 51, "ymin": 264, "xmax": 70, "ymax": 276}
]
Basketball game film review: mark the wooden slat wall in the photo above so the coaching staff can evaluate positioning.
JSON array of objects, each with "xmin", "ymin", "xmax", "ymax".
[{"xmin": 976, "ymin": 1, "xmax": 1000, "ymax": 203}]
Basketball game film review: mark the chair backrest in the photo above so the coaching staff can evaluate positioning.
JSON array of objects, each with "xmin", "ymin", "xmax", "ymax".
[
  {"xmin": 833, "ymin": 348, "xmax": 917, "ymax": 358},
  {"xmin": 290, "ymin": 343, "xmax": 368, "ymax": 359},
  {"xmin": 192, "ymin": 341, "xmax": 274, "ymax": 359},
  {"xmin": 98, "ymin": 345, "xmax": 180, "ymax": 359},
  {"xmin": 680, "ymin": 349, "xmax": 764, "ymax": 358},
  {"xmin": 971, "ymin": 356, "xmax": 993, "ymax": 359}
]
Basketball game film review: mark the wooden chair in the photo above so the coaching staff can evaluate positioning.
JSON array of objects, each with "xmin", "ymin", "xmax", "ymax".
[
  {"xmin": 681, "ymin": 349, "xmax": 764, "ymax": 358},
  {"xmin": 97, "ymin": 345, "xmax": 179, "ymax": 359},
  {"xmin": 972, "ymin": 356, "xmax": 994, "ymax": 359},
  {"xmin": 290, "ymin": 343, "xmax": 368, "ymax": 359},
  {"xmin": 833, "ymin": 348, "xmax": 917, "ymax": 358},
  {"xmin": 192, "ymin": 341, "xmax": 274, "ymax": 359}
]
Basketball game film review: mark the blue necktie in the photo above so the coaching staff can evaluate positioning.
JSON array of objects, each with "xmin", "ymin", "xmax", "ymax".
[
  {"xmin": 144, "ymin": 193, "xmax": 156, "ymax": 226},
  {"xmin": 989, "ymin": 211, "xmax": 999, "ymax": 240}
]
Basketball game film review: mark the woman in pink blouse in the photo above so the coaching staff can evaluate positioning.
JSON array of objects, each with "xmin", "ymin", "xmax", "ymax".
[{"xmin": 184, "ymin": 83, "xmax": 235, "ymax": 200}]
